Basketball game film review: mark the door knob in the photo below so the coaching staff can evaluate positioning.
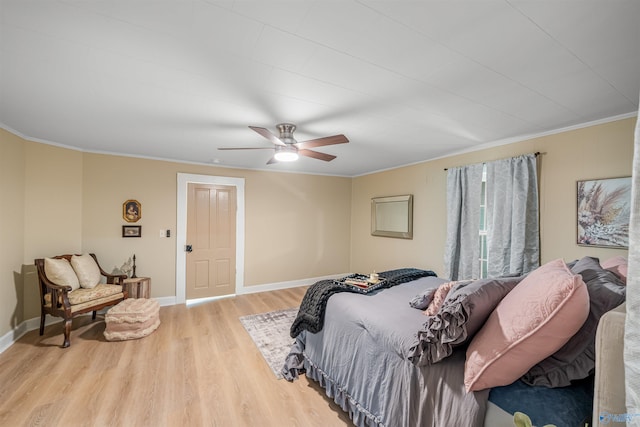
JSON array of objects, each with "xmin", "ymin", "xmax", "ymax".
[{"xmin": 185, "ymin": 245, "xmax": 193, "ymax": 253}]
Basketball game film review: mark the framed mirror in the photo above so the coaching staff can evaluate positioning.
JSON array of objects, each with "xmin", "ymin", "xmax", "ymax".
[{"xmin": 371, "ymin": 194, "xmax": 413, "ymax": 239}]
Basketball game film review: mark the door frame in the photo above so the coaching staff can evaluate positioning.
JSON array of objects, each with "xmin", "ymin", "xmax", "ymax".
[{"xmin": 176, "ymin": 173, "xmax": 245, "ymax": 304}]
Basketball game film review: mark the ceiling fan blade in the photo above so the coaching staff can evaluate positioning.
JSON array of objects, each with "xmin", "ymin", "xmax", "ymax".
[
  {"xmin": 249, "ymin": 126, "xmax": 285, "ymax": 146},
  {"xmin": 295, "ymin": 134, "xmax": 348, "ymax": 150},
  {"xmin": 218, "ymin": 147, "xmax": 274, "ymax": 150},
  {"xmin": 298, "ymin": 149, "xmax": 336, "ymax": 162},
  {"xmin": 266, "ymin": 156, "xmax": 278, "ymax": 165}
]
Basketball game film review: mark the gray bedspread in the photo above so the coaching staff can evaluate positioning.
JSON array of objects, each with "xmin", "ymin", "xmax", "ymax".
[
  {"xmin": 282, "ymin": 275, "xmax": 490, "ymax": 427},
  {"xmin": 290, "ymin": 268, "xmax": 437, "ymax": 338}
]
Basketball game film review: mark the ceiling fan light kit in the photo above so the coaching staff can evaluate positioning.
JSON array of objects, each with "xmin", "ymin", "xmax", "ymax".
[
  {"xmin": 274, "ymin": 145, "xmax": 299, "ymax": 162},
  {"xmin": 219, "ymin": 123, "xmax": 349, "ymax": 165}
]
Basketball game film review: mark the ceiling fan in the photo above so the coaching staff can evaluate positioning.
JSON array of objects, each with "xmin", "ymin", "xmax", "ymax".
[{"xmin": 218, "ymin": 123, "xmax": 349, "ymax": 164}]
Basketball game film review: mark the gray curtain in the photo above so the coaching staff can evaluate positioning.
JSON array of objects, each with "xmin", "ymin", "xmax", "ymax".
[
  {"xmin": 625, "ymin": 112, "xmax": 640, "ymax": 425},
  {"xmin": 444, "ymin": 164, "xmax": 483, "ymax": 280},
  {"xmin": 485, "ymin": 154, "xmax": 539, "ymax": 277}
]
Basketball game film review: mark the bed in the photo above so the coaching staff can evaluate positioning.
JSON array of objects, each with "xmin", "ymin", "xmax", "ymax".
[{"xmin": 282, "ymin": 257, "xmax": 627, "ymax": 427}]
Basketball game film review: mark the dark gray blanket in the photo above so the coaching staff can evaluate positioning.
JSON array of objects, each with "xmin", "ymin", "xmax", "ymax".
[{"xmin": 289, "ymin": 268, "xmax": 436, "ymax": 338}]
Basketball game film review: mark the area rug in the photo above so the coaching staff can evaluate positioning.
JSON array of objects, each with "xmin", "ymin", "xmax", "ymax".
[{"xmin": 239, "ymin": 308, "xmax": 298, "ymax": 380}]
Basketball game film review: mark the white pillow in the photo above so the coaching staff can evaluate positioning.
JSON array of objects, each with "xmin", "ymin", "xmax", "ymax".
[
  {"xmin": 44, "ymin": 257, "xmax": 80, "ymax": 291},
  {"xmin": 71, "ymin": 254, "xmax": 101, "ymax": 289}
]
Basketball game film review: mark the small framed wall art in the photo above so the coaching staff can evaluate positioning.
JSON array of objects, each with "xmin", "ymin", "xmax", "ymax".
[
  {"xmin": 577, "ymin": 177, "xmax": 631, "ymax": 248},
  {"xmin": 122, "ymin": 225, "xmax": 142, "ymax": 238},
  {"xmin": 123, "ymin": 199, "xmax": 141, "ymax": 223}
]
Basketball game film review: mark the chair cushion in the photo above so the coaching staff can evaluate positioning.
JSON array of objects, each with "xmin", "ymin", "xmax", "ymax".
[
  {"xmin": 44, "ymin": 284, "xmax": 123, "ymax": 306},
  {"xmin": 68, "ymin": 284, "xmax": 123, "ymax": 305},
  {"xmin": 44, "ymin": 257, "xmax": 80, "ymax": 291},
  {"xmin": 70, "ymin": 293, "xmax": 125, "ymax": 313},
  {"xmin": 71, "ymin": 254, "xmax": 101, "ymax": 289}
]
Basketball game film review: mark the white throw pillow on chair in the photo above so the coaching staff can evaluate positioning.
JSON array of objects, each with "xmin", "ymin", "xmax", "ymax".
[
  {"xmin": 71, "ymin": 254, "xmax": 101, "ymax": 289},
  {"xmin": 44, "ymin": 257, "xmax": 80, "ymax": 291}
]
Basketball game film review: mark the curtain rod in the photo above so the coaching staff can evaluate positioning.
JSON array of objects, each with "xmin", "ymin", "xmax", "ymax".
[{"xmin": 443, "ymin": 152, "xmax": 541, "ymax": 171}]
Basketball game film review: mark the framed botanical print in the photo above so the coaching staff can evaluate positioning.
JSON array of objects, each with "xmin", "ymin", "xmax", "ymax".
[
  {"xmin": 123, "ymin": 199, "xmax": 141, "ymax": 223},
  {"xmin": 577, "ymin": 177, "xmax": 631, "ymax": 248}
]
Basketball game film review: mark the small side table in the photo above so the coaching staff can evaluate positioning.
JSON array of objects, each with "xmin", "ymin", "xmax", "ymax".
[{"xmin": 122, "ymin": 277, "xmax": 151, "ymax": 299}]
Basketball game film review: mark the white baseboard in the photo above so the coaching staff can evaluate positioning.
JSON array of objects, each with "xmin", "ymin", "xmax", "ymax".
[
  {"xmin": 1, "ymin": 274, "xmax": 349, "ymax": 354},
  {"xmin": 0, "ymin": 322, "xmax": 26, "ymax": 354},
  {"xmin": 154, "ymin": 296, "xmax": 176, "ymax": 307},
  {"xmin": 185, "ymin": 273, "xmax": 350, "ymax": 304},
  {"xmin": 0, "ymin": 315, "xmax": 59, "ymax": 354},
  {"xmin": 237, "ymin": 272, "xmax": 350, "ymax": 295},
  {"xmin": 0, "ymin": 297, "xmax": 172, "ymax": 354},
  {"xmin": 186, "ymin": 293, "xmax": 235, "ymax": 307}
]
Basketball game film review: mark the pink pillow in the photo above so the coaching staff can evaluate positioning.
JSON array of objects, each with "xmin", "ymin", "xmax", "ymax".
[
  {"xmin": 464, "ymin": 259, "xmax": 590, "ymax": 392},
  {"xmin": 424, "ymin": 281, "xmax": 457, "ymax": 316},
  {"xmin": 602, "ymin": 256, "xmax": 628, "ymax": 284}
]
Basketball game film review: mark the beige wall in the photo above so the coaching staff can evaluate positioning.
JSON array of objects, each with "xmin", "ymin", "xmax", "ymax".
[
  {"xmin": 80, "ymin": 154, "xmax": 352, "ymax": 299},
  {"xmin": 1, "ymin": 136, "xmax": 352, "ymax": 332},
  {"xmin": 0, "ymin": 129, "xmax": 26, "ymax": 337},
  {"xmin": 241, "ymin": 171, "xmax": 352, "ymax": 285},
  {"xmin": 0, "ymin": 116, "xmax": 635, "ymax": 337},
  {"xmin": 23, "ymin": 142, "xmax": 84, "ymax": 260},
  {"xmin": 19, "ymin": 142, "xmax": 85, "ymax": 321},
  {"xmin": 350, "ymin": 117, "xmax": 636, "ymax": 277}
]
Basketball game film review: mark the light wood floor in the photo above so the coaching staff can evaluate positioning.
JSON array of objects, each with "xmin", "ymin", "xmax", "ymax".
[{"xmin": 0, "ymin": 287, "xmax": 352, "ymax": 427}]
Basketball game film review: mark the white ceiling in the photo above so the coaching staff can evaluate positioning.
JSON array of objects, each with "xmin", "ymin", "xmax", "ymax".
[{"xmin": 1, "ymin": 1, "xmax": 638, "ymax": 177}]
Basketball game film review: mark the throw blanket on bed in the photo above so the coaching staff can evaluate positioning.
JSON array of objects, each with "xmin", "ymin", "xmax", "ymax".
[{"xmin": 290, "ymin": 268, "xmax": 436, "ymax": 338}]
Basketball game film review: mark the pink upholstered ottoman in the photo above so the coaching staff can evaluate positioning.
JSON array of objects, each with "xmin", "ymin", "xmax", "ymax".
[{"xmin": 104, "ymin": 298, "xmax": 160, "ymax": 341}]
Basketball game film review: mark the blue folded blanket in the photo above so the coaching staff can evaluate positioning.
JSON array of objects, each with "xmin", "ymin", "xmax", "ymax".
[{"xmin": 489, "ymin": 376, "xmax": 593, "ymax": 427}]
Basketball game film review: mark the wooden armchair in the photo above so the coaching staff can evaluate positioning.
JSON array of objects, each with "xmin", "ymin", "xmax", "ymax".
[{"xmin": 34, "ymin": 253, "xmax": 128, "ymax": 348}]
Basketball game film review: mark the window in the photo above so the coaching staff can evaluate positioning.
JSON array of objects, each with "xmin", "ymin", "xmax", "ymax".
[{"xmin": 478, "ymin": 165, "xmax": 488, "ymax": 278}]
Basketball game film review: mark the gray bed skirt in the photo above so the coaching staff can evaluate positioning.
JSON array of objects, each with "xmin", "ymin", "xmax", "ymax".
[{"xmin": 304, "ymin": 355, "xmax": 384, "ymax": 426}]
